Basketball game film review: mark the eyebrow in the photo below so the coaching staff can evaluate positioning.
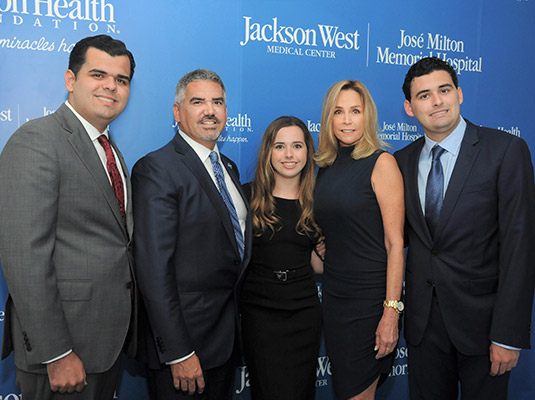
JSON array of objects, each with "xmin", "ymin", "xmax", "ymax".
[
  {"xmin": 334, "ymin": 104, "xmax": 362, "ymax": 108},
  {"xmin": 189, "ymin": 97, "xmax": 225, "ymax": 103},
  {"xmin": 415, "ymin": 83, "xmax": 453, "ymax": 98},
  {"xmin": 88, "ymin": 68, "xmax": 130, "ymax": 82},
  {"xmin": 273, "ymin": 140, "xmax": 305, "ymax": 145}
]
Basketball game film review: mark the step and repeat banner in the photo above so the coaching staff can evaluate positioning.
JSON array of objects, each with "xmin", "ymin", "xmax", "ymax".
[{"xmin": 1, "ymin": 0, "xmax": 534, "ymax": 399}]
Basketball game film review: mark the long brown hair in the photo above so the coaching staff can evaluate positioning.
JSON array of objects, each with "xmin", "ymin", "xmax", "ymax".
[
  {"xmin": 315, "ymin": 80, "xmax": 386, "ymax": 167},
  {"xmin": 250, "ymin": 116, "xmax": 322, "ymax": 241}
]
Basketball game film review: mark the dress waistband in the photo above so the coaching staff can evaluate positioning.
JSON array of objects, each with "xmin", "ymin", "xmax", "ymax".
[{"xmin": 252, "ymin": 263, "xmax": 312, "ymax": 282}]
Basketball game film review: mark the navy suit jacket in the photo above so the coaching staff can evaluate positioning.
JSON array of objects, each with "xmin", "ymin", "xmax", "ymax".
[
  {"xmin": 394, "ymin": 120, "xmax": 535, "ymax": 355},
  {"xmin": 132, "ymin": 132, "xmax": 252, "ymax": 370}
]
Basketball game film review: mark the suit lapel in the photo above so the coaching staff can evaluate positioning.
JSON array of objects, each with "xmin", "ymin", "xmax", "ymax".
[
  {"xmin": 58, "ymin": 104, "xmax": 128, "ymax": 239},
  {"xmin": 173, "ymin": 134, "xmax": 241, "ymax": 258},
  {"xmin": 433, "ymin": 121, "xmax": 479, "ymax": 242},
  {"xmin": 405, "ymin": 139, "xmax": 433, "ymax": 246}
]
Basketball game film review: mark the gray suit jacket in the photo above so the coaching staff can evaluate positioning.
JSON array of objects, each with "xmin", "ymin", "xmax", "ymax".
[{"xmin": 0, "ymin": 103, "xmax": 136, "ymax": 374}]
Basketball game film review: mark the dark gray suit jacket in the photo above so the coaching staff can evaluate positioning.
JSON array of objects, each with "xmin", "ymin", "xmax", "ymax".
[{"xmin": 0, "ymin": 103, "xmax": 136, "ymax": 373}]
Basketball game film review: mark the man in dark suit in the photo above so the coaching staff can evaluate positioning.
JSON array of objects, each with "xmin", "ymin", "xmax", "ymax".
[
  {"xmin": 0, "ymin": 35, "xmax": 136, "ymax": 399},
  {"xmin": 132, "ymin": 69, "xmax": 251, "ymax": 399},
  {"xmin": 394, "ymin": 57, "xmax": 535, "ymax": 399}
]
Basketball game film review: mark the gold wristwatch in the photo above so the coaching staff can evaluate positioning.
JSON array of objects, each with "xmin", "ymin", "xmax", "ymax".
[{"xmin": 383, "ymin": 300, "xmax": 404, "ymax": 314}]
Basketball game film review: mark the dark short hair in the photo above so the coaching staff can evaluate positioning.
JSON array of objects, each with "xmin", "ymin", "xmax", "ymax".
[
  {"xmin": 68, "ymin": 35, "xmax": 135, "ymax": 80},
  {"xmin": 402, "ymin": 57, "xmax": 457, "ymax": 101}
]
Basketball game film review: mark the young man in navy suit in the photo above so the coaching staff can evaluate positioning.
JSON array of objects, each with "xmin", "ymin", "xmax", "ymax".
[
  {"xmin": 395, "ymin": 57, "xmax": 535, "ymax": 400},
  {"xmin": 132, "ymin": 69, "xmax": 251, "ymax": 399}
]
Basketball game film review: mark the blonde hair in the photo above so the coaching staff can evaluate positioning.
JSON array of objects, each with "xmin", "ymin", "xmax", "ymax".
[
  {"xmin": 250, "ymin": 116, "xmax": 322, "ymax": 241},
  {"xmin": 315, "ymin": 80, "xmax": 387, "ymax": 167}
]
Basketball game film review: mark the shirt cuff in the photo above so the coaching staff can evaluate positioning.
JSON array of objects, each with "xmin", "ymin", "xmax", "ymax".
[
  {"xmin": 166, "ymin": 351, "xmax": 196, "ymax": 365},
  {"xmin": 43, "ymin": 349, "xmax": 73, "ymax": 364},
  {"xmin": 492, "ymin": 341, "xmax": 521, "ymax": 351}
]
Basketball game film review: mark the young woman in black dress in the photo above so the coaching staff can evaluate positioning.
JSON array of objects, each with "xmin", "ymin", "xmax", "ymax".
[{"xmin": 240, "ymin": 116, "xmax": 324, "ymax": 400}]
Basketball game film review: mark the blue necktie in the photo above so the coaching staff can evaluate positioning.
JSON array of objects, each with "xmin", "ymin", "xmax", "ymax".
[
  {"xmin": 425, "ymin": 145, "xmax": 446, "ymax": 237},
  {"xmin": 209, "ymin": 151, "xmax": 245, "ymax": 260}
]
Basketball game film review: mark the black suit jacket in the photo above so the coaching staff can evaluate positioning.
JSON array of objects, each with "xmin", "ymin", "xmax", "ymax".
[
  {"xmin": 394, "ymin": 120, "xmax": 535, "ymax": 354},
  {"xmin": 132, "ymin": 132, "xmax": 252, "ymax": 370}
]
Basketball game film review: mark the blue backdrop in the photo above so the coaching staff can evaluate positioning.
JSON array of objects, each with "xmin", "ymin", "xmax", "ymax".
[{"xmin": 1, "ymin": 0, "xmax": 534, "ymax": 398}]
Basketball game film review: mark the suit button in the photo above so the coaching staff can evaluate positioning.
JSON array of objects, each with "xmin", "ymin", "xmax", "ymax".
[
  {"xmin": 426, "ymin": 280, "xmax": 434, "ymax": 287},
  {"xmin": 431, "ymin": 249, "xmax": 438, "ymax": 256},
  {"xmin": 234, "ymin": 259, "xmax": 240, "ymax": 265},
  {"xmin": 126, "ymin": 281, "xmax": 133, "ymax": 289}
]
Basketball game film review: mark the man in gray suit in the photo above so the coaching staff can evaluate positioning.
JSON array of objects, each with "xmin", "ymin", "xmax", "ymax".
[{"xmin": 0, "ymin": 35, "xmax": 136, "ymax": 399}]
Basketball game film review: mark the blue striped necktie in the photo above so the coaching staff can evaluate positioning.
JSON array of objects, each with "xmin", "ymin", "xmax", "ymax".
[
  {"xmin": 425, "ymin": 145, "xmax": 446, "ymax": 237},
  {"xmin": 209, "ymin": 151, "xmax": 245, "ymax": 259}
]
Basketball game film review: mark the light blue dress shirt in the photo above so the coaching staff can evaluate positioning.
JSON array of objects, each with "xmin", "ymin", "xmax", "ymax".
[{"xmin": 418, "ymin": 117, "xmax": 465, "ymax": 214}]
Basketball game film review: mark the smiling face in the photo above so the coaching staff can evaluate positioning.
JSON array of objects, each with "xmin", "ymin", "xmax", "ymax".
[
  {"xmin": 173, "ymin": 80, "xmax": 227, "ymax": 150},
  {"xmin": 404, "ymin": 70, "xmax": 463, "ymax": 142},
  {"xmin": 65, "ymin": 47, "xmax": 131, "ymax": 133},
  {"xmin": 270, "ymin": 125, "xmax": 308, "ymax": 182},
  {"xmin": 332, "ymin": 89, "xmax": 365, "ymax": 147}
]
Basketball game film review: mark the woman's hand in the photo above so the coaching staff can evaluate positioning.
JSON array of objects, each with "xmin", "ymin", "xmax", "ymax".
[{"xmin": 374, "ymin": 308, "xmax": 399, "ymax": 359}]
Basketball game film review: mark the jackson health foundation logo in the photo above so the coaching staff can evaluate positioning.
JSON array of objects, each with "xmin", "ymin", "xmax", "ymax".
[
  {"xmin": 219, "ymin": 112, "xmax": 253, "ymax": 144},
  {"xmin": 0, "ymin": 0, "xmax": 121, "ymax": 49},
  {"xmin": 240, "ymin": 15, "xmax": 361, "ymax": 59}
]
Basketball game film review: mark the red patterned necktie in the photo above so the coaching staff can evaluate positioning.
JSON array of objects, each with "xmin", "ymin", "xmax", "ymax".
[{"xmin": 97, "ymin": 135, "xmax": 126, "ymax": 228}]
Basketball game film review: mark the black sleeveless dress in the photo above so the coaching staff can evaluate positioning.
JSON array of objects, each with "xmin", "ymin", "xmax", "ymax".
[
  {"xmin": 240, "ymin": 194, "xmax": 322, "ymax": 400},
  {"xmin": 314, "ymin": 147, "xmax": 394, "ymax": 399}
]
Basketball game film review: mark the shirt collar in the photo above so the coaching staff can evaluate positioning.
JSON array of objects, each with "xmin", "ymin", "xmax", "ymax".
[
  {"xmin": 423, "ymin": 117, "xmax": 466, "ymax": 158},
  {"xmin": 65, "ymin": 100, "xmax": 109, "ymax": 141},
  {"xmin": 178, "ymin": 129, "xmax": 220, "ymax": 163}
]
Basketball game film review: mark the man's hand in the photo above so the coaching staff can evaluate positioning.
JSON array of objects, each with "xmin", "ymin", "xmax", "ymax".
[
  {"xmin": 170, "ymin": 354, "xmax": 205, "ymax": 395},
  {"xmin": 46, "ymin": 352, "xmax": 87, "ymax": 393},
  {"xmin": 489, "ymin": 343, "xmax": 519, "ymax": 376}
]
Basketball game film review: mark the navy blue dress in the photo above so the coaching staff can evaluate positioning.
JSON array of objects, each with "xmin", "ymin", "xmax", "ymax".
[{"xmin": 314, "ymin": 147, "xmax": 394, "ymax": 399}]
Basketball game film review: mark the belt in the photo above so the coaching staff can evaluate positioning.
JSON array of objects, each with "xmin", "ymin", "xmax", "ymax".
[{"xmin": 252, "ymin": 264, "xmax": 312, "ymax": 282}]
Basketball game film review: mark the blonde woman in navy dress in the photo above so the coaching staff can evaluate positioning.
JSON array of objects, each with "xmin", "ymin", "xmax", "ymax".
[
  {"xmin": 240, "ymin": 116, "xmax": 324, "ymax": 400},
  {"xmin": 314, "ymin": 80, "xmax": 405, "ymax": 400}
]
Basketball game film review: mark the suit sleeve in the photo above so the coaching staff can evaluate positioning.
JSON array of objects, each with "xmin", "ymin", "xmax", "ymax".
[
  {"xmin": 132, "ymin": 155, "xmax": 193, "ymax": 363},
  {"xmin": 490, "ymin": 137, "xmax": 535, "ymax": 348},
  {"xmin": 0, "ymin": 124, "xmax": 73, "ymax": 366},
  {"xmin": 393, "ymin": 151, "xmax": 410, "ymax": 248}
]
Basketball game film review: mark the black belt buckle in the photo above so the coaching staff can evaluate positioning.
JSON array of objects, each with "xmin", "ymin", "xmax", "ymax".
[{"xmin": 274, "ymin": 270, "xmax": 289, "ymax": 282}]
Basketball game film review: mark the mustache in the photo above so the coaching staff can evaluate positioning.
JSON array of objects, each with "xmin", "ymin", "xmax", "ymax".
[{"xmin": 199, "ymin": 115, "xmax": 221, "ymax": 124}]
